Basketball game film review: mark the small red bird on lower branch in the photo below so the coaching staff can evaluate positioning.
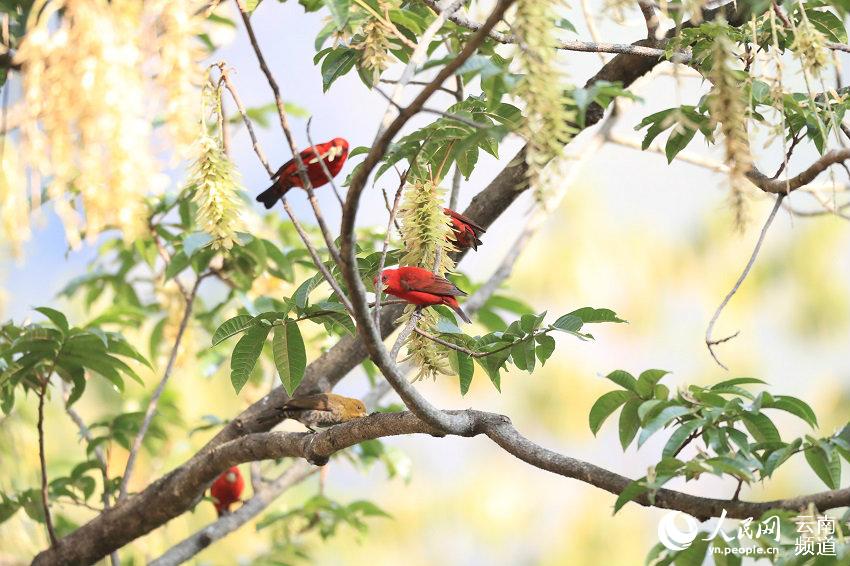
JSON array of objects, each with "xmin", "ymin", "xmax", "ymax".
[
  {"xmin": 444, "ymin": 208, "xmax": 485, "ymax": 251},
  {"xmin": 256, "ymin": 137, "xmax": 349, "ymax": 209},
  {"xmin": 210, "ymin": 466, "xmax": 244, "ymax": 517},
  {"xmin": 377, "ymin": 266, "xmax": 471, "ymax": 323}
]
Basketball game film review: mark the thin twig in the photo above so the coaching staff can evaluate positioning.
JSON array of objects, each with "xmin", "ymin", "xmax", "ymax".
[
  {"xmin": 607, "ymin": 133, "xmax": 728, "ymax": 173},
  {"xmin": 448, "ymin": 76, "xmax": 464, "ymax": 210},
  {"xmin": 580, "ymin": 0, "xmax": 608, "ymax": 64},
  {"xmin": 280, "ymin": 198, "xmax": 355, "ymax": 315},
  {"xmin": 373, "ymin": 85, "xmax": 490, "ymax": 130},
  {"xmin": 705, "ymin": 195, "xmax": 785, "ymax": 370},
  {"xmin": 413, "ymin": 327, "xmax": 540, "ymax": 358},
  {"xmin": 732, "ymin": 478, "xmax": 745, "ymax": 501},
  {"xmin": 119, "ymin": 276, "xmax": 203, "ymax": 500},
  {"xmin": 37, "ymin": 376, "xmax": 58, "ymax": 546},
  {"xmin": 380, "ymin": 78, "xmax": 457, "ymax": 96},
  {"xmin": 390, "ymin": 309, "xmax": 422, "ymax": 362},
  {"xmin": 305, "ymin": 117, "xmax": 344, "ymax": 207},
  {"xmin": 151, "ymin": 231, "xmax": 190, "ymax": 299},
  {"xmin": 217, "ymin": 64, "xmax": 273, "ymax": 177},
  {"xmin": 374, "ymin": 177, "xmax": 405, "ymax": 328},
  {"xmin": 771, "ymin": 132, "xmax": 803, "ymax": 179}
]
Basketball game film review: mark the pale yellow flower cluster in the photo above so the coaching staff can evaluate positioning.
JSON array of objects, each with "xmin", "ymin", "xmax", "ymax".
[
  {"xmin": 189, "ymin": 135, "xmax": 245, "ymax": 251},
  {"xmin": 397, "ymin": 180, "xmax": 457, "ymax": 381},
  {"xmin": 513, "ymin": 0, "xmax": 575, "ymax": 204},
  {"xmin": 0, "ymin": 144, "xmax": 31, "ymax": 259},
  {"xmin": 7, "ymin": 0, "xmax": 206, "ymax": 250},
  {"xmin": 708, "ymin": 35, "xmax": 753, "ymax": 230}
]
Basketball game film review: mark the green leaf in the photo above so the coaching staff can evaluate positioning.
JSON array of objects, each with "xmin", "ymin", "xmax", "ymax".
[
  {"xmin": 165, "ymin": 251, "xmax": 190, "ymax": 280},
  {"xmin": 604, "ymin": 370, "xmax": 638, "ymax": 392},
  {"xmin": 613, "ymin": 480, "xmax": 648, "ymax": 513},
  {"xmin": 475, "ymin": 356, "xmax": 502, "ymax": 392},
  {"xmin": 230, "ymin": 324, "xmax": 271, "ymax": 394},
  {"xmin": 805, "ymin": 443, "xmax": 841, "ymax": 489},
  {"xmin": 551, "ymin": 314, "xmax": 583, "ymax": 333},
  {"xmin": 618, "ymin": 398, "xmax": 641, "ymax": 449},
  {"xmin": 293, "ymin": 274, "xmax": 323, "ymax": 310},
  {"xmin": 806, "ymin": 10, "xmax": 848, "ymax": 43},
  {"xmin": 212, "ymin": 315, "xmax": 256, "ymax": 346},
  {"xmin": 764, "ymin": 395, "xmax": 818, "ymax": 428},
  {"xmin": 183, "ymin": 232, "xmax": 214, "ymax": 257},
  {"xmin": 534, "ymin": 334, "xmax": 556, "ymax": 365},
  {"xmin": 672, "ymin": 536, "xmax": 710, "ymax": 566},
  {"xmin": 638, "ymin": 406, "xmax": 691, "ymax": 447},
  {"xmin": 662, "ymin": 419, "xmax": 703, "ymax": 459},
  {"xmin": 34, "ymin": 307, "xmax": 69, "ymax": 333},
  {"xmin": 107, "ymin": 337, "xmax": 153, "ymax": 370},
  {"xmin": 635, "ymin": 369, "xmax": 669, "ymax": 399},
  {"xmin": 448, "ymin": 349, "xmax": 474, "ymax": 395},
  {"xmin": 664, "ymin": 124, "xmax": 697, "ymax": 163},
  {"xmin": 564, "ymin": 307, "xmax": 626, "ymax": 324},
  {"xmin": 710, "ymin": 377, "xmax": 767, "ymax": 390},
  {"xmin": 320, "ymin": 47, "xmax": 358, "ymax": 91},
  {"xmin": 323, "ymin": 0, "xmax": 350, "ymax": 28},
  {"xmin": 742, "ymin": 413, "xmax": 781, "ymax": 444},
  {"xmin": 589, "ymin": 390, "xmax": 633, "ymax": 435},
  {"xmin": 510, "ymin": 339, "xmax": 535, "ymax": 373},
  {"xmin": 273, "ymin": 322, "xmax": 307, "ymax": 396},
  {"xmin": 0, "ymin": 493, "xmax": 20, "ymax": 525}
]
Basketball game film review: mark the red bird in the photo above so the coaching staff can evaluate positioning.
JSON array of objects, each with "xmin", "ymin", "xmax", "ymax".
[
  {"xmin": 256, "ymin": 137, "xmax": 349, "ymax": 209},
  {"xmin": 377, "ymin": 266, "xmax": 471, "ymax": 323},
  {"xmin": 444, "ymin": 208, "xmax": 486, "ymax": 251},
  {"xmin": 210, "ymin": 466, "xmax": 244, "ymax": 517}
]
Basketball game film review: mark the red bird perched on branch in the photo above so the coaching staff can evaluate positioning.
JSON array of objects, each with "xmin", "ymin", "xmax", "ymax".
[
  {"xmin": 255, "ymin": 137, "xmax": 349, "ymax": 209},
  {"xmin": 444, "ymin": 208, "xmax": 486, "ymax": 251},
  {"xmin": 210, "ymin": 466, "xmax": 244, "ymax": 517},
  {"xmin": 377, "ymin": 266, "xmax": 471, "ymax": 323}
]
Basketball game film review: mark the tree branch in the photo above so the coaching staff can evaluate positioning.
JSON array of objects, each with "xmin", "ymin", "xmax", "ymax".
[
  {"xmin": 746, "ymin": 149, "xmax": 850, "ymax": 194},
  {"xmin": 33, "ymin": 408, "xmax": 850, "ymax": 566}
]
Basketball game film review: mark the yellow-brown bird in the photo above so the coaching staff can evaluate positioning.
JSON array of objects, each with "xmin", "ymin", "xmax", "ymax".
[{"xmin": 278, "ymin": 393, "xmax": 368, "ymax": 431}]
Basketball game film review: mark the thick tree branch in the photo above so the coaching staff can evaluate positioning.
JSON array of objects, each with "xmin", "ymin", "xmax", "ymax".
[
  {"xmin": 746, "ymin": 149, "xmax": 850, "ymax": 194},
  {"xmin": 33, "ymin": 408, "xmax": 850, "ymax": 566}
]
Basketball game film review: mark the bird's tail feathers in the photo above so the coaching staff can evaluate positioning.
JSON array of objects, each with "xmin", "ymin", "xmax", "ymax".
[
  {"xmin": 255, "ymin": 180, "xmax": 292, "ymax": 209},
  {"xmin": 447, "ymin": 299, "xmax": 471, "ymax": 324}
]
